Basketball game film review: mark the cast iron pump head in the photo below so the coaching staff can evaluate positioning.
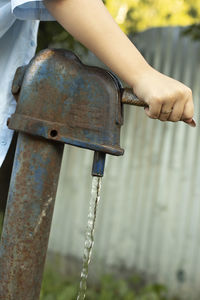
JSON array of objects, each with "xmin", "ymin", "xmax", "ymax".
[{"xmin": 9, "ymin": 49, "xmax": 146, "ymax": 176}]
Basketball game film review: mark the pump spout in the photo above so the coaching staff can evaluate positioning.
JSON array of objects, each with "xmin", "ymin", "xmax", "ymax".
[{"xmin": 92, "ymin": 151, "xmax": 106, "ymax": 177}]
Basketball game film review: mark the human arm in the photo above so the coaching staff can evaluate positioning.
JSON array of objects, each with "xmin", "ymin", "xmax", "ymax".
[{"xmin": 43, "ymin": 0, "xmax": 195, "ymax": 126}]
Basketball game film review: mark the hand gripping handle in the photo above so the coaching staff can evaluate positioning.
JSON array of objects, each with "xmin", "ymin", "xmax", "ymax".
[{"xmin": 121, "ymin": 88, "xmax": 196, "ymax": 127}]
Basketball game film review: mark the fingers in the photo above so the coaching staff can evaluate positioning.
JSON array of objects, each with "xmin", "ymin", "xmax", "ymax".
[
  {"xmin": 167, "ymin": 101, "xmax": 185, "ymax": 122},
  {"xmin": 144, "ymin": 88, "xmax": 194, "ymax": 126},
  {"xmin": 183, "ymin": 119, "xmax": 196, "ymax": 127},
  {"xmin": 181, "ymin": 98, "xmax": 194, "ymax": 122},
  {"xmin": 159, "ymin": 104, "xmax": 174, "ymax": 121},
  {"xmin": 181, "ymin": 100, "xmax": 196, "ymax": 127},
  {"xmin": 168, "ymin": 91, "xmax": 194, "ymax": 123},
  {"xmin": 144, "ymin": 99, "xmax": 162, "ymax": 119}
]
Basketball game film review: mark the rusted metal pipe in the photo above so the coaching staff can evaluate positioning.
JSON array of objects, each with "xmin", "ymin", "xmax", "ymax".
[
  {"xmin": 0, "ymin": 132, "xmax": 64, "ymax": 300},
  {"xmin": 121, "ymin": 88, "xmax": 147, "ymax": 107},
  {"xmin": 92, "ymin": 151, "xmax": 106, "ymax": 177}
]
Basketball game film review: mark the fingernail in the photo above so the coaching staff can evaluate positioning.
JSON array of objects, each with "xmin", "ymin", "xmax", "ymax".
[
  {"xmin": 188, "ymin": 120, "xmax": 196, "ymax": 127},
  {"xmin": 183, "ymin": 119, "xmax": 196, "ymax": 127},
  {"xmin": 191, "ymin": 119, "xmax": 196, "ymax": 127}
]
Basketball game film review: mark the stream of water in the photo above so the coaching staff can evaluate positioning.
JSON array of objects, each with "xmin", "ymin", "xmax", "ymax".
[{"xmin": 77, "ymin": 176, "xmax": 102, "ymax": 300}]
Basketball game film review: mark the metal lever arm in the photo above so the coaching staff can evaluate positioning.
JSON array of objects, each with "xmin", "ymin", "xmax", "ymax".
[{"xmin": 121, "ymin": 88, "xmax": 148, "ymax": 107}]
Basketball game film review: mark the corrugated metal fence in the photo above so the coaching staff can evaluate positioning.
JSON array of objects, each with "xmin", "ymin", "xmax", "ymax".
[{"xmin": 48, "ymin": 27, "xmax": 200, "ymax": 299}]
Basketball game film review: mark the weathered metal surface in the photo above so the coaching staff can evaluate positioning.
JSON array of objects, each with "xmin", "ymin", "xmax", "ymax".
[
  {"xmin": 8, "ymin": 49, "xmax": 124, "ymax": 156},
  {"xmin": 2, "ymin": 48, "xmax": 130, "ymax": 299},
  {"xmin": 11, "ymin": 65, "xmax": 27, "ymax": 99},
  {"xmin": 0, "ymin": 132, "xmax": 64, "ymax": 300}
]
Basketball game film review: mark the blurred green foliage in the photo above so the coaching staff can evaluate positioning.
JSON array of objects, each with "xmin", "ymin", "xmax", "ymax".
[
  {"xmin": 183, "ymin": 23, "xmax": 200, "ymax": 40},
  {"xmin": 37, "ymin": 22, "xmax": 88, "ymax": 56},
  {"xmin": 105, "ymin": 0, "xmax": 200, "ymax": 34},
  {"xmin": 40, "ymin": 268, "xmax": 180, "ymax": 300},
  {"xmin": 37, "ymin": 0, "xmax": 200, "ymax": 52}
]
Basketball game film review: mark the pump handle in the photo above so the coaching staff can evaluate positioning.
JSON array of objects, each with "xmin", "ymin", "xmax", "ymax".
[{"xmin": 121, "ymin": 88, "xmax": 148, "ymax": 107}]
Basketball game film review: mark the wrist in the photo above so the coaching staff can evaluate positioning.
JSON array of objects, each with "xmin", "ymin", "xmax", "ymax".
[{"xmin": 128, "ymin": 60, "xmax": 153, "ymax": 88}]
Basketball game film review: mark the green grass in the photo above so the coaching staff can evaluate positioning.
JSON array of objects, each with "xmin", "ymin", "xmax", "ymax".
[
  {"xmin": 40, "ymin": 268, "xmax": 180, "ymax": 300},
  {"xmin": 0, "ymin": 216, "xmax": 179, "ymax": 300}
]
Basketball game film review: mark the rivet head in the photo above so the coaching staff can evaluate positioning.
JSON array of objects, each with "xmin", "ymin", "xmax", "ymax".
[{"xmin": 12, "ymin": 84, "xmax": 20, "ymax": 95}]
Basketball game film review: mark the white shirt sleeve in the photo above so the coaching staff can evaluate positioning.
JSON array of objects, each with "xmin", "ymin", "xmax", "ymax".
[
  {"xmin": 0, "ymin": 2, "xmax": 16, "ymax": 39},
  {"xmin": 11, "ymin": 0, "xmax": 55, "ymax": 20}
]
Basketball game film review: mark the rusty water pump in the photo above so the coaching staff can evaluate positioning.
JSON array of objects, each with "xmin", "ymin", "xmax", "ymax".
[
  {"xmin": 0, "ymin": 49, "xmax": 146, "ymax": 300},
  {"xmin": 9, "ymin": 49, "xmax": 146, "ymax": 176}
]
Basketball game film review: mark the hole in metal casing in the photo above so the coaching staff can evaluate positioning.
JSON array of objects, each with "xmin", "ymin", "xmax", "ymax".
[{"xmin": 50, "ymin": 130, "xmax": 58, "ymax": 137}]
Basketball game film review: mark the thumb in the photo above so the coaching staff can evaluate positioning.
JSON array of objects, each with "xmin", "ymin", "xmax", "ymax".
[{"xmin": 183, "ymin": 118, "xmax": 196, "ymax": 128}]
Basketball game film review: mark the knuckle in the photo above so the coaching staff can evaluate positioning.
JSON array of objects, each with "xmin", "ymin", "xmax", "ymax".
[
  {"xmin": 161, "ymin": 96, "xmax": 174, "ymax": 106},
  {"xmin": 177, "ymin": 88, "xmax": 185, "ymax": 97},
  {"xmin": 175, "ymin": 87, "xmax": 190, "ymax": 100},
  {"xmin": 184, "ymin": 105, "xmax": 194, "ymax": 119},
  {"xmin": 159, "ymin": 115, "xmax": 168, "ymax": 121},
  {"xmin": 149, "ymin": 97, "xmax": 162, "ymax": 106},
  {"xmin": 187, "ymin": 98, "xmax": 194, "ymax": 108},
  {"xmin": 186, "ymin": 87, "xmax": 192, "ymax": 97},
  {"xmin": 169, "ymin": 115, "xmax": 181, "ymax": 122},
  {"xmin": 183, "ymin": 87, "xmax": 193, "ymax": 100},
  {"xmin": 160, "ymin": 99, "xmax": 168, "ymax": 106},
  {"xmin": 144, "ymin": 109, "xmax": 157, "ymax": 119},
  {"xmin": 169, "ymin": 118, "xmax": 178, "ymax": 122},
  {"xmin": 184, "ymin": 111, "xmax": 193, "ymax": 120},
  {"xmin": 148, "ymin": 114, "xmax": 157, "ymax": 119}
]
